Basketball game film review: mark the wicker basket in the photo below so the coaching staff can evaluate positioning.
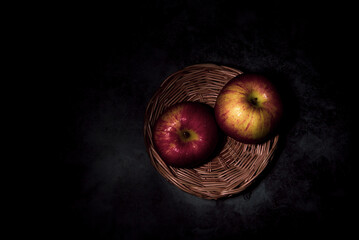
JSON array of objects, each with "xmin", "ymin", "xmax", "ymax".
[{"xmin": 144, "ymin": 63, "xmax": 279, "ymax": 200}]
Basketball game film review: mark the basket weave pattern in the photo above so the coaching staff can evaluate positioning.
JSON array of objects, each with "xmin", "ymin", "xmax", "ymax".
[{"xmin": 144, "ymin": 64, "xmax": 279, "ymax": 199}]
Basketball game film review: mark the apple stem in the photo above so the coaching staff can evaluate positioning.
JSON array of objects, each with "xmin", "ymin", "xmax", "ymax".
[
  {"xmin": 182, "ymin": 131, "xmax": 190, "ymax": 139},
  {"xmin": 250, "ymin": 97, "xmax": 258, "ymax": 106}
]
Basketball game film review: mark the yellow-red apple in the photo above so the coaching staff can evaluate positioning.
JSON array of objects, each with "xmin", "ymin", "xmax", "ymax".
[{"xmin": 214, "ymin": 74, "xmax": 282, "ymax": 144}]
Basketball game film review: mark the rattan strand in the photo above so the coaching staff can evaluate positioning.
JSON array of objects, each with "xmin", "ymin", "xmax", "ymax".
[{"xmin": 144, "ymin": 64, "xmax": 279, "ymax": 200}]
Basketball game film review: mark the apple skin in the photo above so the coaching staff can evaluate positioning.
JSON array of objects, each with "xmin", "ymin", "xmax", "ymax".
[
  {"xmin": 214, "ymin": 74, "xmax": 283, "ymax": 144},
  {"xmin": 153, "ymin": 102, "xmax": 219, "ymax": 168}
]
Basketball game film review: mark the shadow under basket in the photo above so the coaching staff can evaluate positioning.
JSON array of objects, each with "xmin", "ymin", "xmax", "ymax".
[{"xmin": 144, "ymin": 63, "xmax": 279, "ymax": 200}]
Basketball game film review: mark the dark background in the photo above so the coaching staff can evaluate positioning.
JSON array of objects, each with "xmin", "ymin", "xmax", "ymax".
[{"xmin": 49, "ymin": 1, "xmax": 354, "ymax": 239}]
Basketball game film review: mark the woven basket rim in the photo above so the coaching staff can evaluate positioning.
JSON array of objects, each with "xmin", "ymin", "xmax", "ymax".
[{"xmin": 144, "ymin": 63, "xmax": 279, "ymax": 200}]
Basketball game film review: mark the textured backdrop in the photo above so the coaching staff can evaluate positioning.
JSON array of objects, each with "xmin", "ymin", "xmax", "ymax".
[{"xmin": 53, "ymin": 1, "xmax": 354, "ymax": 239}]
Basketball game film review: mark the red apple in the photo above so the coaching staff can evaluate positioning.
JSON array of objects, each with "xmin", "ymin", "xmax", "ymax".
[
  {"xmin": 214, "ymin": 74, "xmax": 283, "ymax": 144},
  {"xmin": 153, "ymin": 102, "xmax": 219, "ymax": 168}
]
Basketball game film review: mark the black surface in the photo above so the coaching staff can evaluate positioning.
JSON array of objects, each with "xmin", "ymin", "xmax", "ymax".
[{"xmin": 51, "ymin": 1, "xmax": 354, "ymax": 239}]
